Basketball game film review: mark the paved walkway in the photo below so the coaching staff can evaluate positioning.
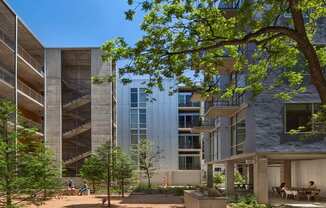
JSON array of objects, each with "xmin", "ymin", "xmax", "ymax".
[{"xmin": 26, "ymin": 194, "xmax": 185, "ymax": 208}]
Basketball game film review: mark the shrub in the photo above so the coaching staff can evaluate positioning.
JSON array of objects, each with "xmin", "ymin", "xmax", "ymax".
[{"xmin": 229, "ymin": 195, "xmax": 270, "ymax": 208}]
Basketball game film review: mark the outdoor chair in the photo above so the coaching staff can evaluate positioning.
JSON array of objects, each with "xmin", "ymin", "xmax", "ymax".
[{"xmin": 282, "ymin": 189, "xmax": 298, "ymax": 199}]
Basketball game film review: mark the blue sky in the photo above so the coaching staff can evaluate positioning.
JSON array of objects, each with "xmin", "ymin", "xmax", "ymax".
[{"xmin": 6, "ymin": 0, "xmax": 143, "ymax": 47}]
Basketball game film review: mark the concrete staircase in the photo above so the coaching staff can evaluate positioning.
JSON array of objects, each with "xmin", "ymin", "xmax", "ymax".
[
  {"xmin": 63, "ymin": 122, "xmax": 91, "ymax": 139},
  {"xmin": 64, "ymin": 151, "xmax": 91, "ymax": 166},
  {"xmin": 63, "ymin": 94, "xmax": 91, "ymax": 111}
]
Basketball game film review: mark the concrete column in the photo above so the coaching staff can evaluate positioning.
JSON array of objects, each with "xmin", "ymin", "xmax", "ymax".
[
  {"xmin": 254, "ymin": 157, "xmax": 269, "ymax": 204},
  {"xmin": 225, "ymin": 160, "xmax": 235, "ymax": 194},
  {"xmin": 45, "ymin": 49, "xmax": 62, "ymax": 173},
  {"xmin": 207, "ymin": 164, "xmax": 214, "ymax": 188},
  {"xmin": 248, "ymin": 164, "xmax": 254, "ymax": 186},
  {"xmin": 91, "ymin": 49, "xmax": 113, "ymax": 151},
  {"xmin": 280, "ymin": 160, "xmax": 291, "ymax": 187}
]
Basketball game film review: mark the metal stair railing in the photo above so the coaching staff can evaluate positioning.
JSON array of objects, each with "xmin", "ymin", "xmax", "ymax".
[{"xmin": 64, "ymin": 151, "xmax": 91, "ymax": 165}]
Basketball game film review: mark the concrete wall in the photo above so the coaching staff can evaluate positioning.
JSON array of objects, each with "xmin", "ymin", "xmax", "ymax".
[
  {"xmin": 139, "ymin": 170, "xmax": 201, "ymax": 186},
  {"xmin": 91, "ymin": 49, "xmax": 113, "ymax": 151},
  {"xmin": 45, "ymin": 48, "xmax": 62, "ymax": 170},
  {"xmin": 117, "ymin": 78, "xmax": 179, "ymax": 171}
]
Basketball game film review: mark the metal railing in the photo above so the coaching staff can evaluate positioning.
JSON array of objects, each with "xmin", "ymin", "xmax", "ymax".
[
  {"xmin": 206, "ymin": 94, "xmax": 244, "ymax": 110},
  {"xmin": 0, "ymin": 65, "xmax": 14, "ymax": 85},
  {"xmin": 18, "ymin": 46, "xmax": 44, "ymax": 75},
  {"xmin": 18, "ymin": 116, "xmax": 43, "ymax": 132},
  {"xmin": 18, "ymin": 79, "xmax": 44, "ymax": 104},
  {"xmin": 0, "ymin": 27, "xmax": 15, "ymax": 49},
  {"xmin": 218, "ymin": 0, "xmax": 243, "ymax": 9},
  {"xmin": 0, "ymin": 65, "xmax": 44, "ymax": 104}
]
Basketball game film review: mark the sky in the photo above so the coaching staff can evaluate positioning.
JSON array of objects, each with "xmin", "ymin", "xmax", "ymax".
[{"xmin": 6, "ymin": 0, "xmax": 144, "ymax": 48}]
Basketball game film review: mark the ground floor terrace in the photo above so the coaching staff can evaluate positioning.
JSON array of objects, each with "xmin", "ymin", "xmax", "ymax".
[{"xmin": 208, "ymin": 152, "xmax": 326, "ymax": 204}]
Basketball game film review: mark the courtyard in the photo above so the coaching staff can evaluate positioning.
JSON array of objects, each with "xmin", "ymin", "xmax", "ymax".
[{"xmin": 25, "ymin": 194, "xmax": 184, "ymax": 208}]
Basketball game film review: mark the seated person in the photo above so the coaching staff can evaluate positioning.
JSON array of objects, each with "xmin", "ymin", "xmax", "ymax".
[
  {"xmin": 78, "ymin": 181, "xmax": 89, "ymax": 195},
  {"xmin": 308, "ymin": 181, "xmax": 317, "ymax": 189},
  {"xmin": 67, "ymin": 179, "xmax": 75, "ymax": 190}
]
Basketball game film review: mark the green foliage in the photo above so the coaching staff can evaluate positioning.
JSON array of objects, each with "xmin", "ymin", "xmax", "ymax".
[
  {"xmin": 213, "ymin": 172, "xmax": 225, "ymax": 185},
  {"xmin": 229, "ymin": 195, "xmax": 270, "ymax": 208},
  {"xmin": 112, "ymin": 147, "xmax": 134, "ymax": 197},
  {"xmin": 80, "ymin": 154, "xmax": 105, "ymax": 193},
  {"xmin": 0, "ymin": 100, "xmax": 61, "ymax": 207},
  {"xmin": 234, "ymin": 171, "xmax": 246, "ymax": 185},
  {"xmin": 131, "ymin": 138, "xmax": 162, "ymax": 189},
  {"xmin": 101, "ymin": 0, "xmax": 326, "ymax": 102}
]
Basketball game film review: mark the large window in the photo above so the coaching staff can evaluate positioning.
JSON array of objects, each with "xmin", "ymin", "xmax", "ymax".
[
  {"xmin": 179, "ymin": 155, "xmax": 200, "ymax": 170},
  {"xmin": 179, "ymin": 135, "xmax": 200, "ymax": 149},
  {"xmin": 179, "ymin": 113, "xmax": 200, "ymax": 128},
  {"xmin": 285, "ymin": 103, "xmax": 320, "ymax": 133},
  {"xmin": 178, "ymin": 92, "xmax": 200, "ymax": 107},
  {"xmin": 130, "ymin": 88, "xmax": 147, "ymax": 144},
  {"xmin": 231, "ymin": 111, "xmax": 246, "ymax": 155}
]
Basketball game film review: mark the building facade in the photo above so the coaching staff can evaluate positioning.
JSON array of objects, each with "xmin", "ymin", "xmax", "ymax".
[
  {"xmin": 117, "ymin": 78, "xmax": 203, "ymax": 185},
  {"xmin": 0, "ymin": 0, "xmax": 117, "ymax": 177},
  {"xmin": 192, "ymin": 0, "xmax": 326, "ymax": 204}
]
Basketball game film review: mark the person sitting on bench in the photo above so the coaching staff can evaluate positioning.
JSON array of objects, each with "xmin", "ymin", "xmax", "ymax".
[{"xmin": 78, "ymin": 181, "xmax": 89, "ymax": 195}]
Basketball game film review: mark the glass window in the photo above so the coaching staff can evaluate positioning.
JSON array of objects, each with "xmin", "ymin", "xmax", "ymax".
[
  {"xmin": 130, "ymin": 109, "xmax": 138, "ymax": 129},
  {"xmin": 179, "ymin": 155, "xmax": 200, "ymax": 170},
  {"xmin": 139, "ymin": 88, "xmax": 147, "ymax": 107},
  {"xmin": 131, "ymin": 130, "xmax": 138, "ymax": 144},
  {"xmin": 139, "ymin": 109, "xmax": 146, "ymax": 128},
  {"xmin": 131, "ymin": 88, "xmax": 138, "ymax": 107},
  {"xmin": 231, "ymin": 113, "xmax": 246, "ymax": 156},
  {"xmin": 285, "ymin": 103, "xmax": 312, "ymax": 132}
]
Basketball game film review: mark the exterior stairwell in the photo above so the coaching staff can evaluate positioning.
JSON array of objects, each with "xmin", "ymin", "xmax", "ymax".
[
  {"xmin": 63, "ymin": 122, "xmax": 91, "ymax": 139},
  {"xmin": 63, "ymin": 151, "xmax": 91, "ymax": 166},
  {"xmin": 63, "ymin": 94, "xmax": 91, "ymax": 111}
]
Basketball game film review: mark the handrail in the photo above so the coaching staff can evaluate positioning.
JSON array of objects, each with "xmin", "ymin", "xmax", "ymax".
[
  {"xmin": 18, "ymin": 46, "xmax": 44, "ymax": 75},
  {"xmin": 18, "ymin": 79, "xmax": 44, "ymax": 104},
  {"xmin": 0, "ymin": 27, "xmax": 15, "ymax": 49}
]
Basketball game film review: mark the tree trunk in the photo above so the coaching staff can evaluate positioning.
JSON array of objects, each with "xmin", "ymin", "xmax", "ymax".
[
  {"xmin": 146, "ymin": 169, "xmax": 151, "ymax": 189},
  {"xmin": 3, "ymin": 119, "xmax": 12, "ymax": 207},
  {"xmin": 121, "ymin": 180, "xmax": 124, "ymax": 198},
  {"xmin": 107, "ymin": 146, "xmax": 111, "ymax": 208}
]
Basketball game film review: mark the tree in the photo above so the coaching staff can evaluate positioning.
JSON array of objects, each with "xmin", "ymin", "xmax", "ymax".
[
  {"xmin": 94, "ymin": 142, "xmax": 113, "ymax": 208},
  {"xmin": 80, "ymin": 154, "xmax": 105, "ymax": 193},
  {"xmin": 102, "ymin": 0, "xmax": 326, "ymax": 104},
  {"xmin": 112, "ymin": 147, "xmax": 134, "ymax": 197},
  {"xmin": 213, "ymin": 172, "xmax": 225, "ymax": 186},
  {"xmin": 0, "ymin": 100, "xmax": 61, "ymax": 207},
  {"xmin": 131, "ymin": 138, "xmax": 161, "ymax": 189}
]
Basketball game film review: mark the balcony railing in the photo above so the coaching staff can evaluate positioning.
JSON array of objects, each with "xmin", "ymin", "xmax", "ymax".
[
  {"xmin": 179, "ymin": 101, "xmax": 201, "ymax": 108},
  {"xmin": 18, "ymin": 116, "xmax": 43, "ymax": 132},
  {"xmin": 0, "ymin": 27, "xmax": 15, "ymax": 49},
  {"xmin": 0, "ymin": 65, "xmax": 14, "ymax": 86},
  {"xmin": 179, "ymin": 143, "xmax": 201, "ymax": 149},
  {"xmin": 18, "ymin": 46, "xmax": 44, "ymax": 75},
  {"xmin": 218, "ymin": 0, "xmax": 243, "ymax": 9},
  {"xmin": 206, "ymin": 94, "xmax": 244, "ymax": 110},
  {"xmin": 18, "ymin": 80, "xmax": 44, "ymax": 104}
]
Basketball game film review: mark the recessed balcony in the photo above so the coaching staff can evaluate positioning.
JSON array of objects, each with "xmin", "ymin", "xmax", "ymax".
[
  {"xmin": 191, "ymin": 118, "xmax": 215, "ymax": 133},
  {"xmin": 205, "ymin": 95, "xmax": 244, "ymax": 118}
]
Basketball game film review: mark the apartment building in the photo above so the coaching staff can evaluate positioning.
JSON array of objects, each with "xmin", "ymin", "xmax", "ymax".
[
  {"xmin": 191, "ymin": 0, "xmax": 326, "ymax": 204},
  {"xmin": 117, "ymin": 78, "xmax": 203, "ymax": 185},
  {"xmin": 0, "ymin": 1, "xmax": 45, "ymax": 137},
  {"xmin": 0, "ymin": 1, "xmax": 117, "ymax": 177}
]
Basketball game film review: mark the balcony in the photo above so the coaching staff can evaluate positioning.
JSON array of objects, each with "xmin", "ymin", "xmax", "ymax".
[
  {"xmin": 205, "ymin": 94, "xmax": 244, "ymax": 118},
  {"xmin": 18, "ymin": 116, "xmax": 43, "ymax": 135},
  {"xmin": 18, "ymin": 46, "xmax": 44, "ymax": 76},
  {"xmin": 218, "ymin": 0, "xmax": 243, "ymax": 18},
  {"xmin": 191, "ymin": 118, "xmax": 215, "ymax": 133},
  {"xmin": 18, "ymin": 79, "xmax": 44, "ymax": 105},
  {"xmin": 0, "ymin": 27, "xmax": 15, "ymax": 50}
]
